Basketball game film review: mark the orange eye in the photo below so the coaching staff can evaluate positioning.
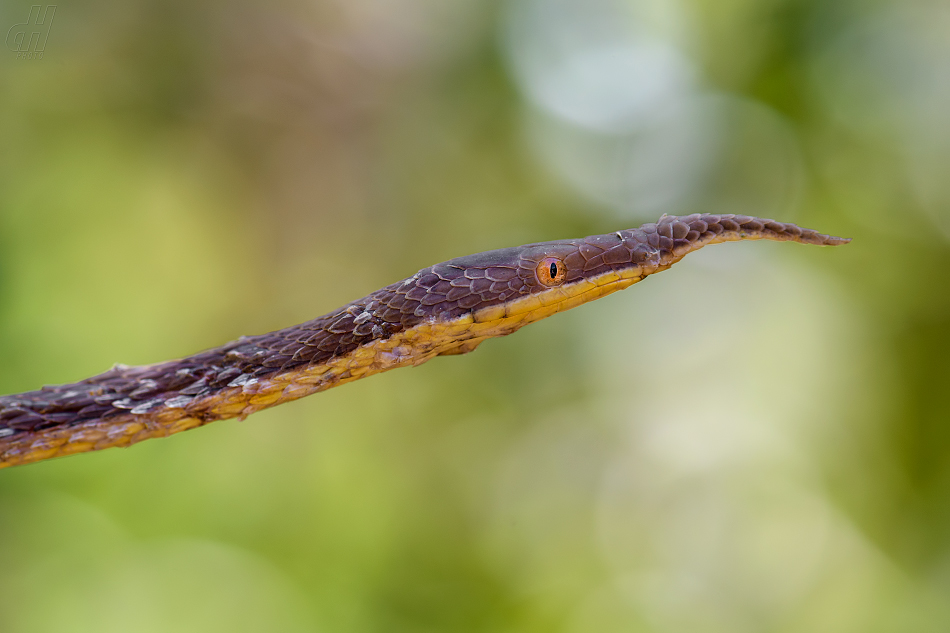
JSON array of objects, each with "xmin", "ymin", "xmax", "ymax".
[{"xmin": 536, "ymin": 257, "xmax": 566, "ymax": 287}]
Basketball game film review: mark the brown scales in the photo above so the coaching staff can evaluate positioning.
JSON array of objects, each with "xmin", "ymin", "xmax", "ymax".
[{"xmin": 0, "ymin": 214, "xmax": 850, "ymax": 468}]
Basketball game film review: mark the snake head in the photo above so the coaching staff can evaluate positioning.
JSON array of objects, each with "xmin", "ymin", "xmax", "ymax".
[{"xmin": 408, "ymin": 214, "xmax": 847, "ymax": 330}]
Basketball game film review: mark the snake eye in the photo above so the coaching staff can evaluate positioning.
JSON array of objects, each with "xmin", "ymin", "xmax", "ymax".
[{"xmin": 536, "ymin": 257, "xmax": 566, "ymax": 287}]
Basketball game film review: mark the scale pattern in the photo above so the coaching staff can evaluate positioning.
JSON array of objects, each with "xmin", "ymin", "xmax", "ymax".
[{"xmin": 0, "ymin": 214, "xmax": 849, "ymax": 468}]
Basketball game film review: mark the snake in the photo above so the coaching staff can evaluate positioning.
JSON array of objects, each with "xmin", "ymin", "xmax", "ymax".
[{"xmin": 0, "ymin": 214, "xmax": 850, "ymax": 469}]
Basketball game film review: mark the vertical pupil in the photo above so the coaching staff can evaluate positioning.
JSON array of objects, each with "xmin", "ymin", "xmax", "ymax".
[{"xmin": 549, "ymin": 262, "xmax": 558, "ymax": 279}]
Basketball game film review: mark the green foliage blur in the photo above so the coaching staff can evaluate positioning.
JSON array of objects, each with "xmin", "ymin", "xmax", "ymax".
[{"xmin": 2, "ymin": 0, "xmax": 949, "ymax": 631}]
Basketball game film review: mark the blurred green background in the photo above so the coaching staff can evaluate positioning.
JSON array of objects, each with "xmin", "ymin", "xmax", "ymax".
[{"xmin": 1, "ymin": 0, "xmax": 949, "ymax": 631}]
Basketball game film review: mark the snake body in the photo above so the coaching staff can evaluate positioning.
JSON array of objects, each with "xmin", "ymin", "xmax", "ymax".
[{"xmin": 0, "ymin": 214, "xmax": 850, "ymax": 469}]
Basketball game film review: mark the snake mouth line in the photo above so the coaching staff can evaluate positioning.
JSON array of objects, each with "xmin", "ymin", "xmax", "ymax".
[{"xmin": 473, "ymin": 267, "xmax": 647, "ymax": 324}]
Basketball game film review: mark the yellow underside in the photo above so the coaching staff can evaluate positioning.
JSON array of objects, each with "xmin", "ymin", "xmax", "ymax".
[{"xmin": 0, "ymin": 266, "xmax": 650, "ymax": 468}]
